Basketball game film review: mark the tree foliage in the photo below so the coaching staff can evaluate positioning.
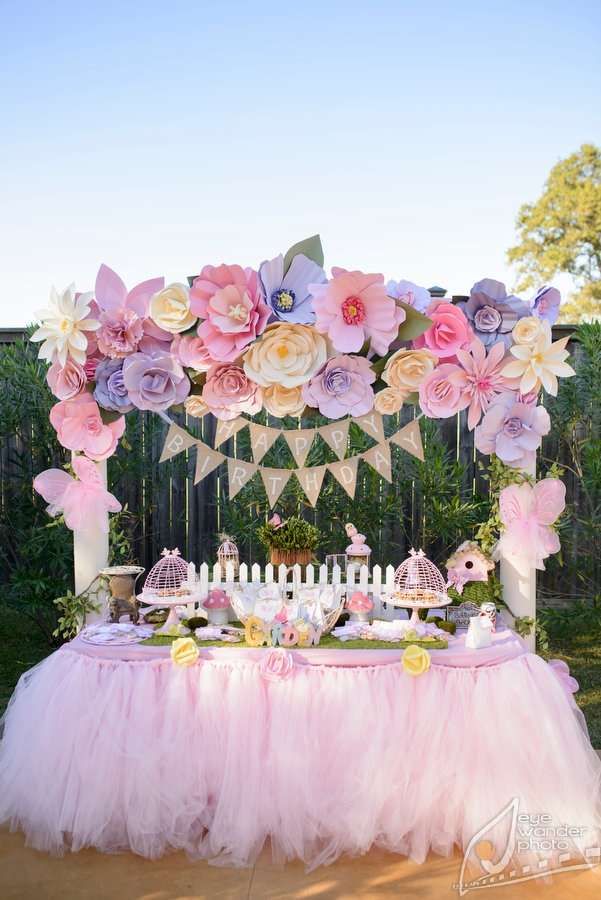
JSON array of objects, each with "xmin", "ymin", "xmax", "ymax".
[{"xmin": 507, "ymin": 144, "xmax": 601, "ymax": 321}]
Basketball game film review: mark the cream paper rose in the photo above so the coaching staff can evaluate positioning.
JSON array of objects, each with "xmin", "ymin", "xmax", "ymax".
[
  {"xmin": 184, "ymin": 395, "xmax": 209, "ymax": 418},
  {"xmin": 383, "ymin": 348, "xmax": 438, "ymax": 393},
  {"xmin": 243, "ymin": 323, "xmax": 328, "ymax": 388},
  {"xmin": 263, "ymin": 383, "xmax": 306, "ymax": 417},
  {"xmin": 150, "ymin": 283, "xmax": 197, "ymax": 333},
  {"xmin": 374, "ymin": 387, "xmax": 406, "ymax": 416},
  {"xmin": 170, "ymin": 637, "xmax": 200, "ymax": 667},
  {"xmin": 511, "ymin": 316, "xmax": 545, "ymax": 346}
]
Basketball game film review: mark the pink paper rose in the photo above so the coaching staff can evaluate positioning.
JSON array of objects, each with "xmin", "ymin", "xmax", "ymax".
[
  {"xmin": 302, "ymin": 354, "xmax": 376, "ymax": 419},
  {"xmin": 94, "ymin": 264, "xmax": 166, "ymax": 359},
  {"xmin": 259, "ymin": 648, "xmax": 295, "ymax": 682},
  {"xmin": 190, "ymin": 264, "xmax": 270, "ymax": 362},
  {"xmin": 419, "ymin": 364, "xmax": 468, "ymax": 419},
  {"xmin": 46, "ymin": 359, "xmax": 87, "ymax": 400},
  {"xmin": 310, "ymin": 268, "xmax": 405, "ymax": 356},
  {"xmin": 202, "ymin": 364, "xmax": 262, "ymax": 421},
  {"xmin": 50, "ymin": 394, "xmax": 125, "ymax": 460},
  {"xmin": 172, "ymin": 332, "xmax": 218, "ymax": 372},
  {"xmin": 413, "ymin": 301, "xmax": 473, "ymax": 360}
]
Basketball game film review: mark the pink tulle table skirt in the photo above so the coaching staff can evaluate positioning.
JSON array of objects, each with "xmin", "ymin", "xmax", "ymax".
[{"xmin": 1, "ymin": 631, "xmax": 600, "ymax": 870}]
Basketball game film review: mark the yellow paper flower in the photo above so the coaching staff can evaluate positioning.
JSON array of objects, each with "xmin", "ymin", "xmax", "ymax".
[
  {"xmin": 150, "ymin": 283, "xmax": 197, "ymax": 333},
  {"xmin": 184, "ymin": 395, "xmax": 209, "ymax": 418},
  {"xmin": 262, "ymin": 383, "xmax": 306, "ymax": 417},
  {"xmin": 402, "ymin": 644, "xmax": 431, "ymax": 677},
  {"xmin": 511, "ymin": 316, "xmax": 546, "ymax": 346},
  {"xmin": 501, "ymin": 321, "xmax": 575, "ymax": 395},
  {"xmin": 243, "ymin": 323, "xmax": 328, "ymax": 388},
  {"xmin": 382, "ymin": 348, "xmax": 438, "ymax": 393},
  {"xmin": 170, "ymin": 637, "xmax": 200, "ymax": 667},
  {"xmin": 31, "ymin": 285, "xmax": 100, "ymax": 366},
  {"xmin": 374, "ymin": 387, "xmax": 406, "ymax": 415}
]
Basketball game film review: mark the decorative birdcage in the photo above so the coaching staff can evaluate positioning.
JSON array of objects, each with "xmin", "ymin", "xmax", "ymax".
[
  {"xmin": 217, "ymin": 534, "xmax": 239, "ymax": 577},
  {"xmin": 390, "ymin": 548, "xmax": 450, "ymax": 625},
  {"xmin": 142, "ymin": 548, "xmax": 190, "ymax": 601}
]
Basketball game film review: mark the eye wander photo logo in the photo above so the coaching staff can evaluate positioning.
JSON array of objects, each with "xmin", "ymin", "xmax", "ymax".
[{"xmin": 456, "ymin": 797, "xmax": 600, "ymax": 895}]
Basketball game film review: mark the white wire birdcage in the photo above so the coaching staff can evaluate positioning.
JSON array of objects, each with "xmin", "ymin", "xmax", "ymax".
[
  {"xmin": 217, "ymin": 534, "xmax": 239, "ymax": 576},
  {"xmin": 142, "ymin": 548, "xmax": 190, "ymax": 600},
  {"xmin": 391, "ymin": 548, "xmax": 449, "ymax": 610}
]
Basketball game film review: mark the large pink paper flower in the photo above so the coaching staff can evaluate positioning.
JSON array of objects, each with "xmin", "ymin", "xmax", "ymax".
[
  {"xmin": 46, "ymin": 359, "xmax": 87, "ymax": 400},
  {"xmin": 475, "ymin": 393, "xmax": 550, "ymax": 467},
  {"xmin": 413, "ymin": 301, "xmax": 473, "ymax": 360},
  {"xmin": 34, "ymin": 455, "xmax": 121, "ymax": 533},
  {"xmin": 50, "ymin": 394, "xmax": 125, "ymax": 460},
  {"xmin": 302, "ymin": 355, "xmax": 375, "ymax": 419},
  {"xmin": 171, "ymin": 332, "xmax": 218, "ymax": 372},
  {"xmin": 190, "ymin": 264, "xmax": 270, "ymax": 362},
  {"xmin": 309, "ymin": 268, "xmax": 405, "ymax": 356},
  {"xmin": 94, "ymin": 264, "xmax": 166, "ymax": 359},
  {"xmin": 202, "ymin": 364, "xmax": 262, "ymax": 421},
  {"xmin": 449, "ymin": 339, "xmax": 510, "ymax": 430},
  {"xmin": 419, "ymin": 364, "xmax": 469, "ymax": 419}
]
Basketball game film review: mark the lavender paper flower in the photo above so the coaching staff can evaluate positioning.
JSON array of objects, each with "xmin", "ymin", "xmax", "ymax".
[
  {"xmin": 474, "ymin": 392, "xmax": 550, "ymax": 468},
  {"xmin": 94, "ymin": 359, "xmax": 134, "ymax": 413},
  {"xmin": 459, "ymin": 279, "xmax": 531, "ymax": 348},
  {"xmin": 302, "ymin": 354, "xmax": 375, "ymax": 419},
  {"xmin": 532, "ymin": 286, "xmax": 561, "ymax": 325},
  {"xmin": 122, "ymin": 351, "xmax": 190, "ymax": 412},
  {"xmin": 386, "ymin": 279, "xmax": 431, "ymax": 313},
  {"xmin": 259, "ymin": 253, "xmax": 326, "ymax": 324}
]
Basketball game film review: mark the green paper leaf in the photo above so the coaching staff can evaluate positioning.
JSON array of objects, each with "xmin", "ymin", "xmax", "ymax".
[
  {"xmin": 395, "ymin": 300, "xmax": 432, "ymax": 341},
  {"xmin": 99, "ymin": 407, "xmax": 123, "ymax": 425},
  {"xmin": 283, "ymin": 234, "xmax": 324, "ymax": 275}
]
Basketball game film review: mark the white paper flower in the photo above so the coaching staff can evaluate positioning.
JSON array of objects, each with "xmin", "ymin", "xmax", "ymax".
[
  {"xmin": 501, "ymin": 321, "xmax": 575, "ymax": 395},
  {"xmin": 149, "ymin": 283, "xmax": 197, "ymax": 333},
  {"xmin": 243, "ymin": 322, "xmax": 328, "ymax": 388},
  {"xmin": 31, "ymin": 285, "xmax": 100, "ymax": 366}
]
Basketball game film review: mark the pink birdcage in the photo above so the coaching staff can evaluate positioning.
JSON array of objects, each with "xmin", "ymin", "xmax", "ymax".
[
  {"xmin": 391, "ymin": 548, "xmax": 450, "ymax": 625},
  {"xmin": 142, "ymin": 548, "xmax": 190, "ymax": 601}
]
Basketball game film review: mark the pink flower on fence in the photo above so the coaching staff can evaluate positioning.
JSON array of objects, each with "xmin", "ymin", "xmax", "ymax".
[
  {"xmin": 46, "ymin": 359, "xmax": 87, "ymax": 400},
  {"xmin": 451, "ymin": 339, "xmax": 509, "ymax": 430},
  {"xmin": 94, "ymin": 264, "xmax": 167, "ymax": 359},
  {"xmin": 34, "ymin": 455, "xmax": 121, "ymax": 533},
  {"xmin": 419, "ymin": 363, "xmax": 468, "ymax": 419},
  {"xmin": 202, "ymin": 364, "xmax": 262, "ymax": 420},
  {"xmin": 413, "ymin": 301, "xmax": 473, "ymax": 360},
  {"xmin": 50, "ymin": 394, "xmax": 125, "ymax": 460}
]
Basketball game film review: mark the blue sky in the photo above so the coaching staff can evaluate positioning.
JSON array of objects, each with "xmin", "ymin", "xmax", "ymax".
[{"xmin": 1, "ymin": 0, "xmax": 600, "ymax": 325}]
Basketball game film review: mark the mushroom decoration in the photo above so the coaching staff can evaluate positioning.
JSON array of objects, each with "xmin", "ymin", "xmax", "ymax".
[
  {"xmin": 203, "ymin": 588, "xmax": 230, "ymax": 625},
  {"xmin": 347, "ymin": 590, "xmax": 373, "ymax": 623}
]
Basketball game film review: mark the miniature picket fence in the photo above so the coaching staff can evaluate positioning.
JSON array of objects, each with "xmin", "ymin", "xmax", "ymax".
[{"xmin": 189, "ymin": 562, "xmax": 408, "ymax": 621}]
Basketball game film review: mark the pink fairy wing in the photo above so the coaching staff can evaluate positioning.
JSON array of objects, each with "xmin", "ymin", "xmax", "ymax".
[
  {"xmin": 95, "ymin": 264, "xmax": 127, "ymax": 312},
  {"xmin": 127, "ymin": 278, "xmax": 165, "ymax": 318},
  {"xmin": 533, "ymin": 478, "xmax": 566, "ymax": 525},
  {"xmin": 72, "ymin": 454, "xmax": 102, "ymax": 485},
  {"xmin": 33, "ymin": 469, "xmax": 73, "ymax": 513},
  {"xmin": 498, "ymin": 483, "xmax": 533, "ymax": 527}
]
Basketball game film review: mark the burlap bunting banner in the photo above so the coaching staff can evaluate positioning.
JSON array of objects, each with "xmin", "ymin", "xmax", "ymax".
[
  {"xmin": 249, "ymin": 422, "xmax": 281, "ymax": 463},
  {"xmin": 389, "ymin": 419, "xmax": 424, "ymax": 461},
  {"xmin": 260, "ymin": 468, "xmax": 293, "ymax": 506},
  {"xmin": 283, "ymin": 428, "xmax": 315, "ymax": 467},
  {"xmin": 194, "ymin": 443, "xmax": 225, "ymax": 484},
  {"xmin": 159, "ymin": 423, "xmax": 198, "ymax": 462},
  {"xmin": 317, "ymin": 420, "xmax": 350, "ymax": 460},
  {"xmin": 214, "ymin": 417, "xmax": 247, "ymax": 448},
  {"xmin": 295, "ymin": 465, "xmax": 327, "ymax": 507},
  {"xmin": 352, "ymin": 411, "xmax": 385, "ymax": 444},
  {"xmin": 363, "ymin": 441, "xmax": 392, "ymax": 482},
  {"xmin": 328, "ymin": 457, "xmax": 359, "ymax": 499},
  {"xmin": 227, "ymin": 458, "xmax": 257, "ymax": 499}
]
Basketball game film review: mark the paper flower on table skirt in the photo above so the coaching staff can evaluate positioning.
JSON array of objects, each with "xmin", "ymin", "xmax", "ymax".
[
  {"xmin": 31, "ymin": 285, "xmax": 100, "ymax": 366},
  {"xmin": 501, "ymin": 321, "xmax": 574, "ymax": 396},
  {"xmin": 475, "ymin": 392, "xmax": 550, "ymax": 467},
  {"xmin": 457, "ymin": 279, "xmax": 531, "ymax": 348},
  {"xmin": 302, "ymin": 354, "xmax": 375, "ymax": 418},
  {"xmin": 33, "ymin": 455, "xmax": 121, "ymax": 533},
  {"xmin": 309, "ymin": 268, "xmax": 405, "ymax": 356},
  {"xmin": 50, "ymin": 394, "xmax": 125, "ymax": 460},
  {"xmin": 547, "ymin": 659, "xmax": 579, "ymax": 698},
  {"xmin": 413, "ymin": 301, "xmax": 473, "ymax": 360},
  {"xmin": 259, "ymin": 648, "xmax": 295, "ymax": 681},
  {"xmin": 498, "ymin": 478, "xmax": 566, "ymax": 571},
  {"xmin": 401, "ymin": 645, "xmax": 431, "ymax": 677},
  {"xmin": 94, "ymin": 264, "xmax": 166, "ymax": 359},
  {"xmin": 259, "ymin": 253, "xmax": 326, "ymax": 323}
]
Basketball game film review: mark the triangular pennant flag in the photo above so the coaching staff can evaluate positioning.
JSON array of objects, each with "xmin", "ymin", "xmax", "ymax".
[
  {"xmin": 249, "ymin": 423, "xmax": 281, "ymax": 464},
  {"xmin": 214, "ymin": 417, "xmax": 247, "ymax": 448},
  {"xmin": 295, "ymin": 465, "xmax": 327, "ymax": 507},
  {"xmin": 390, "ymin": 419, "xmax": 424, "ymax": 461},
  {"xmin": 260, "ymin": 468, "xmax": 293, "ymax": 506},
  {"xmin": 353, "ymin": 411, "xmax": 385, "ymax": 444},
  {"xmin": 362, "ymin": 441, "xmax": 392, "ymax": 482},
  {"xmin": 159, "ymin": 423, "xmax": 198, "ymax": 463},
  {"xmin": 318, "ymin": 420, "xmax": 350, "ymax": 460},
  {"xmin": 194, "ymin": 442, "xmax": 225, "ymax": 484},
  {"xmin": 227, "ymin": 458, "xmax": 257, "ymax": 499},
  {"xmin": 283, "ymin": 429, "xmax": 315, "ymax": 467},
  {"xmin": 328, "ymin": 457, "xmax": 359, "ymax": 499}
]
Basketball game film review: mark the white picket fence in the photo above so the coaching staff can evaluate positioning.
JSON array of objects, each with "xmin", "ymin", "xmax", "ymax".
[{"xmin": 189, "ymin": 562, "xmax": 407, "ymax": 620}]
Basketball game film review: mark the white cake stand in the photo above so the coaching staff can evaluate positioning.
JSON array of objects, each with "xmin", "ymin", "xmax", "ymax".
[
  {"xmin": 137, "ymin": 592, "xmax": 206, "ymax": 633},
  {"xmin": 388, "ymin": 592, "xmax": 452, "ymax": 626}
]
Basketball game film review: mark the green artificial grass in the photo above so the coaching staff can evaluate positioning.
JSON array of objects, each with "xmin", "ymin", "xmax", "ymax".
[{"xmin": 141, "ymin": 632, "xmax": 449, "ymax": 650}]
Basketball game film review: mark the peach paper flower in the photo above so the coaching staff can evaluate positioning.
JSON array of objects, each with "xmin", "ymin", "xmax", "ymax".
[
  {"xmin": 202, "ymin": 364, "xmax": 262, "ymax": 421},
  {"xmin": 309, "ymin": 268, "xmax": 405, "ymax": 356}
]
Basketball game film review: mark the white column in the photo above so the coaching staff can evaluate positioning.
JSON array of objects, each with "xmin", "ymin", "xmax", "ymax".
[
  {"xmin": 499, "ymin": 457, "xmax": 536, "ymax": 652},
  {"xmin": 73, "ymin": 457, "xmax": 110, "ymax": 625}
]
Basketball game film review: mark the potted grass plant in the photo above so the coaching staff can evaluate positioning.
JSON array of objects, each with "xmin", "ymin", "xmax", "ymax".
[{"xmin": 258, "ymin": 514, "xmax": 321, "ymax": 567}]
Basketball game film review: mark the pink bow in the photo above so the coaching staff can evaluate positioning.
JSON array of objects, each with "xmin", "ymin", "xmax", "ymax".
[
  {"xmin": 498, "ymin": 478, "xmax": 565, "ymax": 571},
  {"xmin": 33, "ymin": 455, "xmax": 121, "ymax": 533}
]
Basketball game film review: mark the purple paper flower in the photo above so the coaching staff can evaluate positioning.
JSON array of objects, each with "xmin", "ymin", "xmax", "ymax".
[
  {"xmin": 532, "ymin": 286, "xmax": 561, "ymax": 325},
  {"xmin": 94, "ymin": 359, "xmax": 134, "ymax": 413},
  {"xmin": 259, "ymin": 253, "xmax": 326, "ymax": 324},
  {"xmin": 474, "ymin": 392, "xmax": 550, "ymax": 468},
  {"xmin": 386, "ymin": 279, "xmax": 431, "ymax": 313},
  {"xmin": 302, "ymin": 354, "xmax": 375, "ymax": 419},
  {"xmin": 459, "ymin": 279, "xmax": 531, "ymax": 348},
  {"xmin": 122, "ymin": 351, "xmax": 190, "ymax": 413}
]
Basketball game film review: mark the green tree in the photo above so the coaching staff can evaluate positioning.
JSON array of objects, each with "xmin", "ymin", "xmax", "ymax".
[{"xmin": 507, "ymin": 144, "xmax": 601, "ymax": 322}]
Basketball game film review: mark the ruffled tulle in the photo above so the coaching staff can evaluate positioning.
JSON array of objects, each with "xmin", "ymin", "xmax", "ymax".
[{"xmin": 1, "ymin": 646, "xmax": 600, "ymax": 870}]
